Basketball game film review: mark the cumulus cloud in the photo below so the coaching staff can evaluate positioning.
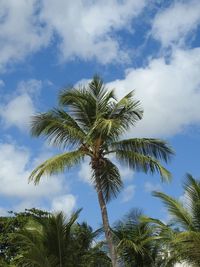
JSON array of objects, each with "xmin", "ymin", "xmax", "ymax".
[
  {"xmin": 0, "ymin": 140, "xmax": 78, "ymax": 215},
  {"xmin": 78, "ymin": 157, "xmax": 93, "ymax": 185},
  {"xmin": 0, "ymin": 79, "xmax": 42, "ymax": 130},
  {"xmin": 0, "ymin": 0, "xmax": 51, "ymax": 71},
  {"xmin": 122, "ymin": 184, "xmax": 135, "ymax": 202},
  {"xmin": 41, "ymin": 0, "xmax": 146, "ymax": 64},
  {"xmin": 51, "ymin": 194, "xmax": 76, "ymax": 214},
  {"xmin": 152, "ymin": 0, "xmax": 200, "ymax": 47},
  {"xmin": 0, "ymin": 142, "xmax": 66, "ymax": 199},
  {"xmin": 108, "ymin": 48, "xmax": 200, "ymax": 137},
  {"xmin": 0, "ymin": 0, "xmax": 146, "ymax": 69}
]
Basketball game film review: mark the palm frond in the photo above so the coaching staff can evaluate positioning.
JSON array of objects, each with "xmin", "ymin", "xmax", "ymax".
[
  {"xmin": 29, "ymin": 150, "xmax": 84, "ymax": 184},
  {"xmin": 183, "ymin": 173, "xmax": 200, "ymax": 230},
  {"xmin": 59, "ymin": 86, "xmax": 98, "ymax": 128},
  {"xmin": 109, "ymin": 91, "xmax": 143, "ymax": 127},
  {"xmin": 153, "ymin": 191, "xmax": 193, "ymax": 230},
  {"xmin": 31, "ymin": 109, "xmax": 86, "ymax": 148},
  {"xmin": 93, "ymin": 158, "xmax": 123, "ymax": 203},
  {"xmin": 88, "ymin": 75, "xmax": 106, "ymax": 98},
  {"xmin": 116, "ymin": 150, "xmax": 171, "ymax": 182},
  {"xmin": 113, "ymin": 208, "xmax": 158, "ymax": 266},
  {"xmin": 110, "ymin": 138, "xmax": 174, "ymax": 163}
]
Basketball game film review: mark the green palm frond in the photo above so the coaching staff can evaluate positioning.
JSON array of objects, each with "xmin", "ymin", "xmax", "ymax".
[
  {"xmin": 93, "ymin": 158, "xmax": 123, "ymax": 202},
  {"xmin": 110, "ymin": 138, "xmax": 174, "ymax": 163},
  {"xmin": 29, "ymin": 150, "xmax": 84, "ymax": 184},
  {"xmin": 170, "ymin": 231, "xmax": 200, "ymax": 266},
  {"xmin": 59, "ymin": 86, "xmax": 98, "ymax": 128},
  {"xmin": 183, "ymin": 173, "xmax": 200, "ymax": 230},
  {"xmin": 153, "ymin": 191, "xmax": 193, "ymax": 230},
  {"xmin": 90, "ymin": 117, "xmax": 124, "ymax": 141},
  {"xmin": 88, "ymin": 75, "xmax": 107, "ymax": 98},
  {"xmin": 116, "ymin": 150, "xmax": 171, "ymax": 181},
  {"xmin": 109, "ymin": 91, "xmax": 143, "ymax": 124},
  {"xmin": 13, "ymin": 211, "xmax": 82, "ymax": 267},
  {"xmin": 113, "ymin": 209, "xmax": 159, "ymax": 266},
  {"xmin": 13, "ymin": 221, "xmax": 53, "ymax": 267},
  {"xmin": 31, "ymin": 109, "xmax": 86, "ymax": 148}
]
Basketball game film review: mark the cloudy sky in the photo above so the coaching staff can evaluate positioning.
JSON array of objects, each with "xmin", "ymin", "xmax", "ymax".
[{"xmin": 0, "ymin": 0, "xmax": 200, "ymax": 227}]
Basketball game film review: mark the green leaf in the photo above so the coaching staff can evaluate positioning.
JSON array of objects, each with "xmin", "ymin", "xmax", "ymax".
[
  {"xmin": 116, "ymin": 150, "xmax": 171, "ymax": 182},
  {"xmin": 153, "ymin": 191, "xmax": 193, "ymax": 230},
  {"xmin": 29, "ymin": 150, "xmax": 84, "ymax": 184},
  {"xmin": 110, "ymin": 138, "xmax": 174, "ymax": 163}
]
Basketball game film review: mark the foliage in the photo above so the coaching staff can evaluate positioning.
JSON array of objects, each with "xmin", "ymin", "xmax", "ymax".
[
  {"xmin": 29, "ymin": 75, "xmax": 173, "ymax": 201},
  {"xmin": 13, "ymin": 210, "xmax": 111, "ymax": 267},
  {"xmin": 0, "ymin": 208, "xmax": 49, "ymax": 265},
  {"xmin": 29, "ymin": 75, "xmax": 173, "ymax": 266},
  {"xmin": 149, "ymin": 173, "xmax": 200, "ymax": 266},
  {"xmin": 113, "ymin": 209, "xmax": 163, "ymax": 267}
]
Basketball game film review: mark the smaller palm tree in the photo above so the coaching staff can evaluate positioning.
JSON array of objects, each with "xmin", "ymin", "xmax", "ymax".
[
  {"xmin": 152, "ymin": 173, "xmax": 200, "ymax": 266},
  {"xmin": 13, "ymin": 210, "xmax": 110, "ymax": 267},
  {"xmin": 113, "ymin": 209, "xmax": 161, "ymax": 267}
]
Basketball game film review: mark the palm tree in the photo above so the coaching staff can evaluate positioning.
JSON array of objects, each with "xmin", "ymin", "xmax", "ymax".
[
  {"xmin": 13, "ymin": 210, "xmax": 110, "ymax": 267},
  {"xmin": 113, "ymin": 209, "xmax": 160, "ymax": 267},
  {"xmin": 13, "ymin": 210, "xmax": 77, "ymax": 266},
  {"xmin": 152, "ymin": 173, "xmax": 200, "ymax": 266},
  {"xmin": 71, "ymin": 222, "xmax": 111, "ymax": 266},
  {"xmin": 29, "ymin": 75, "xmax": 173, "ymax": 267}
]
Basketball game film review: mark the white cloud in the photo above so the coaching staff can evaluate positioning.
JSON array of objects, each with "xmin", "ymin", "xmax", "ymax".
[
  {"xmin": 36, "ymin": 0, "xmax": 146, "ymax": 64},
  {"xmin": 0, "ymin": 0, "xmax": 146, "ymax": 69},
  {"xmin": 0, "ymin": 0, "xmax": 51, "ymax": 71},
  {"xmin": 119, "ymin": 163, "xmax": 133, "ymax": 181},
  {"xmin": 144, "ymin": 182, "xmax": 162, "ymax": 193},
  {"xmin": 0, "ymin": 142, "xmax": 65, "ymax": 199},
  {"xmin": 108, "ymin": 48, "xmax": 200, "ymax": 137},
  {"xmin": 78, "ymin": 157, "xmax": 93, "ymax": 184},
  {"xmin": 152, "ymin": 0, "xmax": 200, "ymax": 47},
  {"xmin": 51, "ymin": 194, "xmax": 76, "ymax": 214},
  {"xmin": 1, "ymin": 94, "xmax": 35, "ymax": 130},
  {"xmin": 0, "ymin": 79, "xmax": 42, "ymax": 130},
  {"xmin": 122, "ymin": 184, "xmax": 135, "ymax": 202}
]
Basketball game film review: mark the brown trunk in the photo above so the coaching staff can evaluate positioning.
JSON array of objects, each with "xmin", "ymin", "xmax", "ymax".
[{"xmin": 96, "ymin": 181, "xmax": 119, "ymax": 267}]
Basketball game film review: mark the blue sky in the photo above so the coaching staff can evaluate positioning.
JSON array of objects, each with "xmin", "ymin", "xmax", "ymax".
[{"xmin": 0, "ymin": 0, "xmax": 200, "ymax": 228}]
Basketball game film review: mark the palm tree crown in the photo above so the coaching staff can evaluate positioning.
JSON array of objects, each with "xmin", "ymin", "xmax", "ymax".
[
  {"xmin": 29, "ymin": 75, "xmax": 174, "ymax": 267},
  {"xmin": 30, "ymin": 76, "xmax": 173, "ymax": 199}
]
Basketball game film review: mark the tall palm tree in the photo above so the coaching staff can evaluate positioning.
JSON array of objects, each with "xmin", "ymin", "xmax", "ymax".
[
  {"xmin": 29, "ymin": 76, "xmax": 173, "ymax": 267},
  {"xmin": 152, "ymin": 173, "xmax": 200, "ymax": 266}
]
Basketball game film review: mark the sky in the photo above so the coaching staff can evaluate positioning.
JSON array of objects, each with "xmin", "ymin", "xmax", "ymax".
[{"xmin": 0, "ymin": 0, "xmax": 200, "ymax": 228}]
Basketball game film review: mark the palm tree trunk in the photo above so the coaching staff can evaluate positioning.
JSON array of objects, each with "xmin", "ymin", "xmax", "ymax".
[{"xmin": 96, "ymin": 181, "xmax": 119, "ymax": 267}]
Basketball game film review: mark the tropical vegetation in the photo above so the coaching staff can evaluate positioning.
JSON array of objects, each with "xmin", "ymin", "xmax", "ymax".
[
  {"xmin": 148, "ymin": 173, "xmax": 200, "ymax": 266},
  {"xmin": 28, "ymin": 75, "xmax": 173, "ymax": 267},
  {"xmin": 1, "ymin": 173, "xmax": 200, "ymax": 267},
  {"xmin": 2, "ymin": 76, "xmax": 200, "ymax": 266}
]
